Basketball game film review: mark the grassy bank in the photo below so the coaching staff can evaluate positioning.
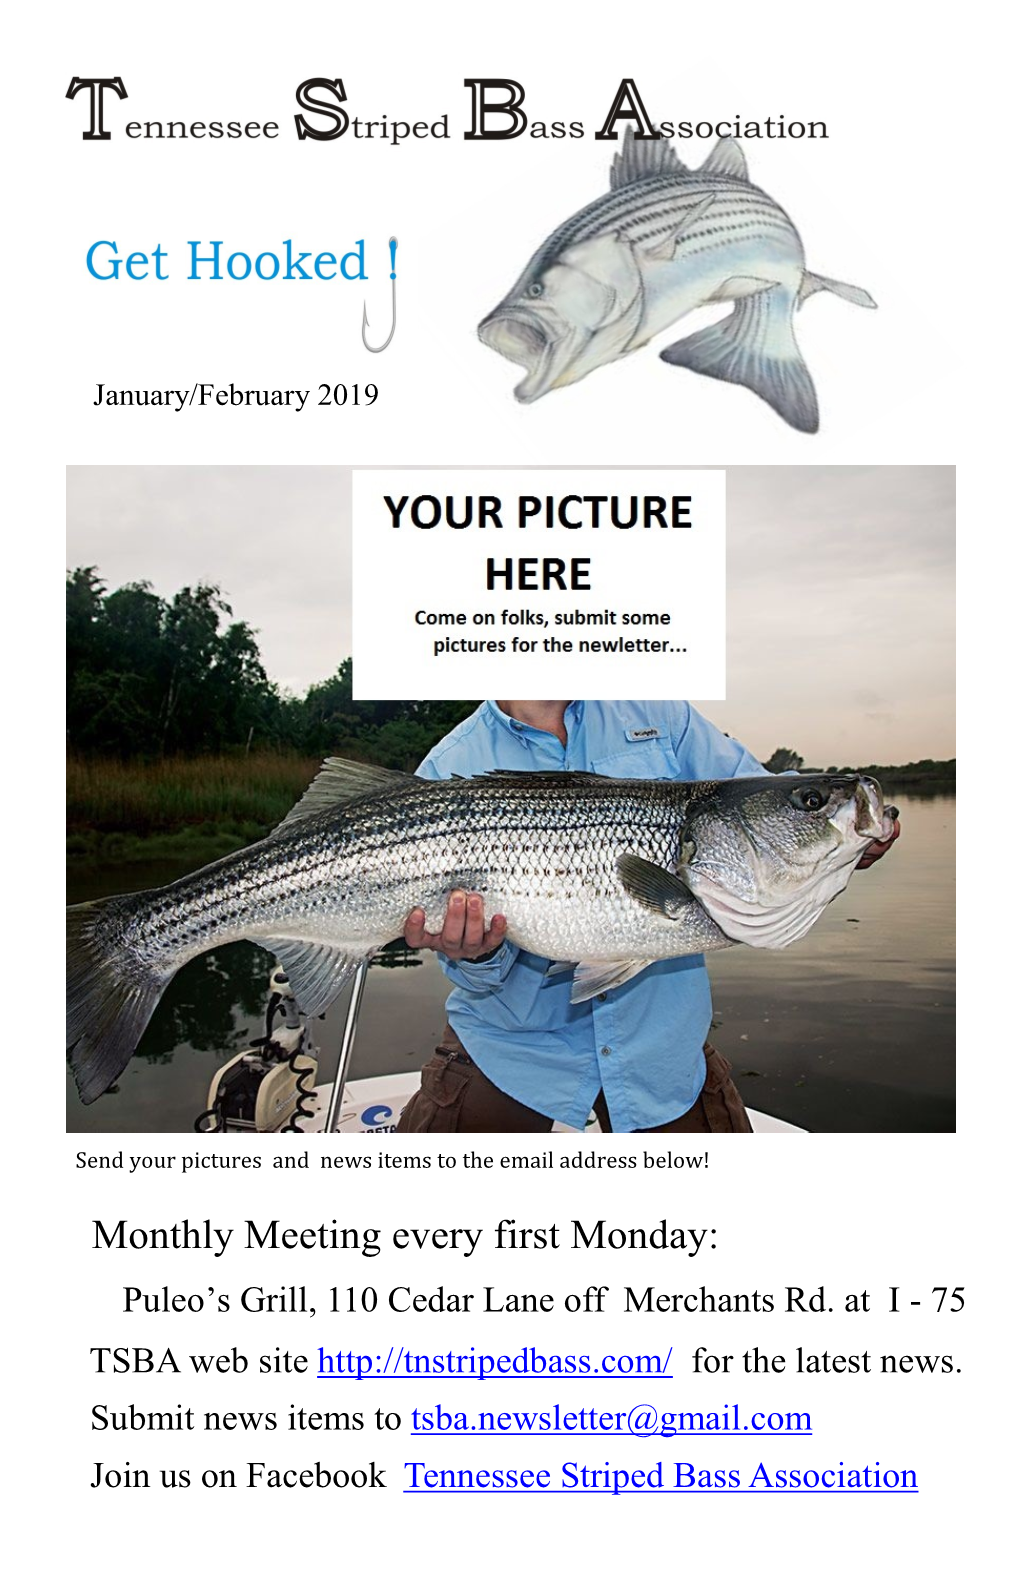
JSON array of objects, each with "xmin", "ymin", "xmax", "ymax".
[
  {"xmin": 67, "ymin": 750, "xmax": 957, "ymax": 869},
  {"xmin": 67, "ymin": 753, "xmax": 320, "ymax": 866}
]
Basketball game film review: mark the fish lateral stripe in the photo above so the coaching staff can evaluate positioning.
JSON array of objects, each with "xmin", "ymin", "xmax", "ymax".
[{"xmin": 537, "ymin": 181, "xmax": 790, "ymax": 263}]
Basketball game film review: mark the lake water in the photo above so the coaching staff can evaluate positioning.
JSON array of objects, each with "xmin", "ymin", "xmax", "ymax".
[{"xmin": 66, "ymin": 791, "xmax": 954, "ymax": 1134}]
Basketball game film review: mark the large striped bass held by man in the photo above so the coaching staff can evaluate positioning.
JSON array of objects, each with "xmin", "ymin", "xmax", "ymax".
[
  {"xmin": 66, "ymin": 759, "xmax": 896, "ymax": 1104},
  {"xmin": 478, "ymin": 129, "xmax": 876, "ymax": 432}
]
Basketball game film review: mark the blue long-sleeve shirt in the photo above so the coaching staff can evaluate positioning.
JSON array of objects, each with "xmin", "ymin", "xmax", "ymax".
[{"xmin": 416, "ymin": 700, "xmax": 766, "ymax": 1132}]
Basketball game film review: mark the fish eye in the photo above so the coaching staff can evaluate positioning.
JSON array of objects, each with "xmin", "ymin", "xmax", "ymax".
[
  {"xmin": 527, "ymin": 282, "xmax": 544, "ymax": 298},
  {"xmin": 791, "ymin": 785, "xmax": 829, "ymax": 813}
]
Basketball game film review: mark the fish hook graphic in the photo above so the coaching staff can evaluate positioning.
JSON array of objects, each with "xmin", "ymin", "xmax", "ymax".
[{"xmin": 362, "ymin": 237, "xmax": 397, "ymax": 353}]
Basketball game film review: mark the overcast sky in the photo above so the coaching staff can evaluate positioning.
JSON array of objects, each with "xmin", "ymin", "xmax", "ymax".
[
  {"xmin": 716, "ymin": 465, "xmax": 954, "ymax": 764},
  {"xmin": 66, "ymin": 465, "xmax": 954, "ymax": 765},
  {"xmin": 67, "ymin": 467, "xmax": 352, "ymax": 697}
]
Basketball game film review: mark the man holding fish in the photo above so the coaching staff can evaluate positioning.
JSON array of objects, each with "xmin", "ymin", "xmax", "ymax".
[
  {"xmin": 399, "ymin": 699, "xmax": 898, "ymax": 1136},
  {"xmin": 66, "ymin": 702, "xmax": 897, "ymax": 1114}
]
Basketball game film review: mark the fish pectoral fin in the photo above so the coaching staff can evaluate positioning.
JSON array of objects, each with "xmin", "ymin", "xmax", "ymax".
[
  {"xmin": 798, "ymin": 270, "xmax": 877, "ymax": 310},
  {"xmin": 261, "ymin": 938, "xmax": 365, "ymax": 1018},
  {"xmin": 545, "ymin": 961, "xmax": 575, "ymax": 977},
  {"xmin": 660, "ymin": 286, "xmax": 820, "ymax": 433},
  {"xmin": 571, "ymin": 959, "xmax": 652, "ymax": 1003},
  {"xmin": 701, "ymin": 136, "xmax": 749, "ymax": 181},
  {"xmin": 609, "ymin": 125, "xmax": 687, "ymax": 189},
  {"xmin": 617, "ymin": 854, "xmax": 695, "ymax": 918},
  {"xmin": 272, "ymin": 757, "xmax": 422, "ymax": 835},
  {"xmin": 642, "ymin": 194, "xmax": 717, "ymax": 261}
]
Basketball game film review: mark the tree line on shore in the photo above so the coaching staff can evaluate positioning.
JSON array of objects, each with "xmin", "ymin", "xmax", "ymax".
[
  {"xmin": 763, "ymin": 747, "xmax": 954, "ymax": 784},
  {"xmin": 67, "ymin": 568, "xmax": 474, "ymax": 770},
  {"xmin": 67, "ymin": 569, "xmax": 955, "ymax": 783}
]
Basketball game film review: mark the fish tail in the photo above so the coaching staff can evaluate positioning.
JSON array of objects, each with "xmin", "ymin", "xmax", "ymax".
[
  {"xmin": 798, "ymin": 271, "xmax": 877, "ymax": 310},
  {"xmin": 660, "ymin": 285, "xmax": 819, "ymax": 433},
  {"xmin": 67, "ymin": 896, "xmax": 173, "ymax": 1104}
]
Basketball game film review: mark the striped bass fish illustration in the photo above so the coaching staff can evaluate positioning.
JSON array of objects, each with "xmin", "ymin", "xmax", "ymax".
[
  {"xmin": 67, "ymin": 760, "xmax": 895, "ymax": 1104},
  {"xmin": 478, "ymin": 128, "xmax": 876, "ymax": 431}
]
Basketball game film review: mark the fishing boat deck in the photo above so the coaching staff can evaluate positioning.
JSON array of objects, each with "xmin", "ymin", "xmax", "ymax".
[{"xmin": 307, "ymin": 1072, "xmax": 806, "ymax": 1135}]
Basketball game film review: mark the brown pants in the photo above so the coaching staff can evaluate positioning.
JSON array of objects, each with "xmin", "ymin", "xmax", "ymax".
[{"xmin": 395, "ymin": 1026, "xmax": 753, "ymax": 1134}]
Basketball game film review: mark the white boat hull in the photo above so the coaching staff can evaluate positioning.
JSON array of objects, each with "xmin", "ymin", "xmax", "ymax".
[{"xmin": 307, "ymin": 1072, "xmax": 806, "ymax": 1135}]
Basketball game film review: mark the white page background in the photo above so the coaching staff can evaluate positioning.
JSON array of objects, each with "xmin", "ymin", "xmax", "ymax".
[{"xmin": 5, "ymin": 3, "xmax": 1001, "ymax": 1571}]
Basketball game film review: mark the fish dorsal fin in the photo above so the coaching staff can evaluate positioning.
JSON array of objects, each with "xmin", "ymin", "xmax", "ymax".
[
  {"xmin": 643, "ymin": 193, "xmax": 717, "ymax": 261},
  {"xmin": 273, "ymin": 756, "xmax": 419, "ymax": 834},
  {"xmin": 610, "ymin": 126, "xmax": 686, "ymax": 189},
  {"xmin": 482, "ymin": 769, "xmax": 615, "ymax": 788},
  {"xmin": 617, "ymin": 854, "xmax": 694, "ymax": 918},
  {"xmin": 701, "ymin": 137, "xmax": 748, "ymax": 181},
  {"xmin": 571, "ymin": 959, "xmax": 652, "ymax": 1003},
  {"xmin": 260, "ymin": 939, "xmax": 365, "ymax": 1018}
]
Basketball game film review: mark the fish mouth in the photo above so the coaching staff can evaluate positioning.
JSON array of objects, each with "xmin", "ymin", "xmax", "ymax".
[
  {"xmin": 478, "ymin": 306, "xmax": 582, "ymax": 403},
  {"xmin": 851, "ymin": 776, "xmax": 887, "ymax": 840}
]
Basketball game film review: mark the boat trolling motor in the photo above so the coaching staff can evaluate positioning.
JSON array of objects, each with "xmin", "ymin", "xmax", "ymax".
[{"xmin": 195, "ymin": 967, "xmax": 319, "ymax": 1133}]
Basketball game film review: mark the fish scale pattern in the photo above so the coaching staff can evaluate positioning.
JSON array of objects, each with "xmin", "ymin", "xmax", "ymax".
[{"xmin": 116, "ymin": 773, "xmax": 710, "ymax": 970}]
